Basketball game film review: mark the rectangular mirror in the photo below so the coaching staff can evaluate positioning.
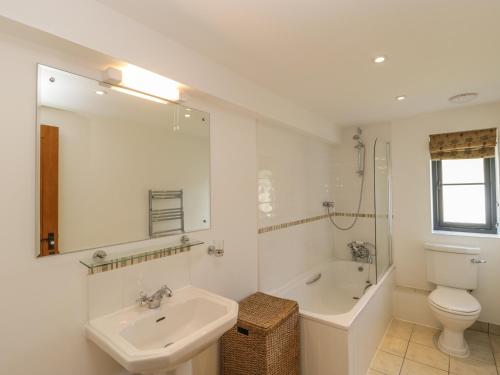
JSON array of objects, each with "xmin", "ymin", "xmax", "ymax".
[{"xmin": 36, "ymin": 65, "xmax": 210, "ymax": 256}]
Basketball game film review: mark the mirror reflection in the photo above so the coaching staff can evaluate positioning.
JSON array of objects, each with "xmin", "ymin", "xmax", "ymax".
[{"xmin": 36, "ymin": 65, "xmax": 210, "ymax": 256}]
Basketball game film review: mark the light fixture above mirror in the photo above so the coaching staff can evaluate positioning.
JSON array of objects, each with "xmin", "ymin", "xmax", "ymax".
[{"xmin": 102, "ymin": 64, "xmax": 181, "ymax": 102}]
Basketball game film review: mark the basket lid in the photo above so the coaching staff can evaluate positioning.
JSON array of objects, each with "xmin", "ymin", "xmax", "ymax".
[{"xmin": 238, "ymin": 292, "xmax": 298, "ymax": 332}]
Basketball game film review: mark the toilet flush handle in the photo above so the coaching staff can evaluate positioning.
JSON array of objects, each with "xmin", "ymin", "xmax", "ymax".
[{"xmin": 471, "ymin": 258, "xmax": 487, "ymax": 264}]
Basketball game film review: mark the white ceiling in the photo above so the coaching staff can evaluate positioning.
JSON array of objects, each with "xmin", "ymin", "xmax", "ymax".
[{"xmin": 99, "ymin": 0, "xmax": 500, "ymax": 127}]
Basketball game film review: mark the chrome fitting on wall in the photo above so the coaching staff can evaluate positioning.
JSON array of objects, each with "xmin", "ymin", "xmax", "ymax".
[{"xmin": 208, "ymin": 240, "xmax": 224, "ymax": 257}]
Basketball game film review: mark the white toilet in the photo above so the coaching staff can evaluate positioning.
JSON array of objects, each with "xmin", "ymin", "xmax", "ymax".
[{"xmin": 424, "ymin": 243, "xmax": 485, "ymax": 358}]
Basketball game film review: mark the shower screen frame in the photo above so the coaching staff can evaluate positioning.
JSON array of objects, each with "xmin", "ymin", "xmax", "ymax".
[{"xmin": 373, "ymin": 138, "xmax": 393, "ymax": 284}]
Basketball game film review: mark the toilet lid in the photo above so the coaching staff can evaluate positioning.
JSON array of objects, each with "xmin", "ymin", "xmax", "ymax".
[{"xmin": 429, "ymin": 287, "xmax": 481, "ymax": 314}]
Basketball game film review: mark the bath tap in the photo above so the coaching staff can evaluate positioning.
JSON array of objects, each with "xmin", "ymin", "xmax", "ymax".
[
  {"xmin": 137, "ymin": 285, "xmax": 173, "ymax": 309},
  {"xmin": 348, "ymin": 241, "xmax": 373, "ymax": 263}
]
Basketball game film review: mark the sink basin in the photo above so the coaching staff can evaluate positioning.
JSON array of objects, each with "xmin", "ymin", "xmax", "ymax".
[{"xmin": 86, "ymin": 286, "xmax": 238, "ymax": 374}]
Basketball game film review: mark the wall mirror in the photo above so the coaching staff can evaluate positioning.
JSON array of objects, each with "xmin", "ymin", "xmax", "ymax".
[{"xmin": 36, "ymin": 65, "xmax": 210, "ymax": 257}]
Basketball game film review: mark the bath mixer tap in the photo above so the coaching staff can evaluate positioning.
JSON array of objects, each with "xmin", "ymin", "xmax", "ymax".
[
  {"xmin": 348, "ymin": 241, "xmax": 374, "ymax": 263},
  {"xmin": 137, "ymin": 285, "xmax": 173, "ymax": 309}
]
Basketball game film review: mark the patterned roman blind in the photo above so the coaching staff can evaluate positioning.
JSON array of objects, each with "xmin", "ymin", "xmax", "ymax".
[{"xmin": 429, "ymin": 128, "xmax": 497, "ymax": 160}]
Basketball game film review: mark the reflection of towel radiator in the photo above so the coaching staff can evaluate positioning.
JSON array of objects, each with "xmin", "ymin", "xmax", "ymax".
[{"xmin": 149, "ymin": 190, "xmax": 185, "ymax": 238}]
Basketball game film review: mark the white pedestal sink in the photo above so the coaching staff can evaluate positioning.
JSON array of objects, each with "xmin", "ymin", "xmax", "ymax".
[{"xmin": 86, "ymin": 286, "xmax": 238, "ymax": 374}]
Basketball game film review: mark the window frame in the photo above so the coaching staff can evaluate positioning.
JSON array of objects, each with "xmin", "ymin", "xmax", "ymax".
[{"xmin": 431, "ymin": 158, "xmax": 498, "ymax": 234}]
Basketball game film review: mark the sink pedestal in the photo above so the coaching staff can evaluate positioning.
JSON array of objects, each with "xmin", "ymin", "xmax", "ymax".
[
  {"xmin": 141, "ymin": 360, "xmax": 192, "ymax": 375},
  {"xmin": 165, "ymin": 361, "xmax": 192, "ymax": 375}
]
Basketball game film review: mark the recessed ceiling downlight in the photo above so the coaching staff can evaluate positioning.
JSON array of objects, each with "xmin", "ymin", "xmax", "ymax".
[
  {"xmin": 373, "ymin": 56, "xmax": 386, "ymax": 64},
  {"xmin": 396, "ymin": 95, "xmax": 406, "ymax": 101},
  {"xmin": 449, "ymin": 92, "xmax": 478, "ymax": 104}
]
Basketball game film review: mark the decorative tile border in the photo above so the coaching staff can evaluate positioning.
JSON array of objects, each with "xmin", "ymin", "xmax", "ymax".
[
  {"xmin": 81, "ymin": 241, "xmax": 204, "ymax": 275},
  {"xmin": 258, "ymin": 212, "xmax": 379, "ymax": 234}
]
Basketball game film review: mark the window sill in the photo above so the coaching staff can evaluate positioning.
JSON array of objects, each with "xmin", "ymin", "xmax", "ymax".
[{"xmin": 432, "ymin": 230, "xmax": 500, "ymax": 239}]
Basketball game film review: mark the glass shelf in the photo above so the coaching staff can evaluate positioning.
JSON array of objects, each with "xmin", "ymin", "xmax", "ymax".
[{"xmin": 80, "ymin": 239, "xmax": 204, "ymax": 274}]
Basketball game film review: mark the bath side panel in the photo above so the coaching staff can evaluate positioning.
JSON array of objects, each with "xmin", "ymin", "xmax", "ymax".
[
  {"xmin": 300, "ymin": 317, "xmax": 349, "ymax": 375},
  {"xmin": 348, "ymin": 268, "xmax": 395, "ymax": 375}
]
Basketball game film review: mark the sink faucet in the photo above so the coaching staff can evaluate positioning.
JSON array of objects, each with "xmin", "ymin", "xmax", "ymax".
[{"xmin": 137, "ymin": 285, "xmax": 173, "ymax": 309}]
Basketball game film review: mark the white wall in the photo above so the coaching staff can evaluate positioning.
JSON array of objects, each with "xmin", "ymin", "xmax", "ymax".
[
  {"xmin": 0, "ymin": 26, "xmax": 257, "ymax": 375},
  {"xmin": 257, "ymin": 122, "xmax": 335, "ymax": 291},
  {"xmin": 39, "ymin": 106, "xmax": 210, "ymax": 252},
  {"xmin": 391, "ymin": 101, "xmax": 500, "ymax": 325}
]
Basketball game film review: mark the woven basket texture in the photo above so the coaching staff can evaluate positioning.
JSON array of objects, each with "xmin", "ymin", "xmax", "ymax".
[{"xmin": 221, "ymin": 292, "xmax": 300, "ymax": 375}]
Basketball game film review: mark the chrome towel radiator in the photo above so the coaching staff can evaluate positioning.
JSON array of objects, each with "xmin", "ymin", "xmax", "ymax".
[{"xmin": 149, "ymin": 190, "xmax": 185, "ymax": 238}]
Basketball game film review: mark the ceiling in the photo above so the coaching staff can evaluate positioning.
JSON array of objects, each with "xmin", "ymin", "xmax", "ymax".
[{"xmin": 99, "ymin": 0, "xmax": 500, "ymax": 127}]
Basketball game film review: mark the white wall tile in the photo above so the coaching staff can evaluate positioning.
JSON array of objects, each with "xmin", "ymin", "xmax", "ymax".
[{"xmin": 257, "ymin": 122, "xmax": 335, "ymax": 290}]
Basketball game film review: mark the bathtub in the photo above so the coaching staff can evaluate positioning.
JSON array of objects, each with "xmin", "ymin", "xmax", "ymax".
[{"xmin": 271, "ymin": 259, "xmax": 395, "ymax": 375}]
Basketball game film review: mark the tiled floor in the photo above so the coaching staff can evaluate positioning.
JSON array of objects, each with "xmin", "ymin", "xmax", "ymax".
[{"xmin": 368, "ymin": 319, "xmax": 500, "ymax": 375}]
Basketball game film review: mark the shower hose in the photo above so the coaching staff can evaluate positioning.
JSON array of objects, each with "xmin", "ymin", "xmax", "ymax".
[{"xmin": 327, "ymin": 145, "xmax": 366, "ymax": 231}]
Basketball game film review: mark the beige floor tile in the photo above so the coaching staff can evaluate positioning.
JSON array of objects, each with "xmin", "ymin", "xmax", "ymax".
[
  {"xmin": 380, "ymin": 334, "xmax": 409, "ymax": 357},
  {"xmin": 401, "ymin": 359, "xmax": 448, "ymax": 375},
  {"xmin": 406, "ymin": 342, "xmax": 449, "ymax": 371},
  {"xmin": 371, "ymin": 350, "xmax": 404, "ymax": 375},
  {"xmin": 386, "ymin": 319, "xmax": 414, "ymax": 341},
  {"xmin": 490, "ymin": 335, "xmax": 500, "ymax": 354},
  {"xmin": 411, "ymin": 325, "xmax": 440, "ymax": 348},
  {"xmin": 450, "ymin": 357, "xmax": 498, "ymax": 375},
  {"xmin": 465, "ymin": 330, "xmax": 491, "ymax": 346},
  {"xmin": 366, "ymin": 369, "xmax": 386, "ymax": 375},
  {"xmin": 491, "ymin": 336, "xmax": 500, "ymax": 367},
  {"xmin": 489, "ymin": 323, "xmax": 500, "ymax": 336},
  {"xmin": 468, "ymin": 340, "xmax": 495, "ymax": 364}
]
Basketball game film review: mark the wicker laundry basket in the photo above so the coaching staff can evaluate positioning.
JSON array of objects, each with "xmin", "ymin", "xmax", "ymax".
[{"xmin": 221, "ymin": 292, "xmax": 300, "ymax": 375}]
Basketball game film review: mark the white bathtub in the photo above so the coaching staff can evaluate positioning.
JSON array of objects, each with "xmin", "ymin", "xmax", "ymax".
[{"xmin": 271, "ymin": 259, "xmax": 395, "ymax": 375}]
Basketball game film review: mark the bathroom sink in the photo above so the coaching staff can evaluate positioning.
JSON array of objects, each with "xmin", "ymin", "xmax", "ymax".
[{"xmin": 86, "ymin": 286, "xmax": 238, "ymax": 374}]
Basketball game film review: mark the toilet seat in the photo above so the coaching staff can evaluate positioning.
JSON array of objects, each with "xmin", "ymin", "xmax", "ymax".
[{"xmin": 429, "ymin": 287, "xmax": 480, "ymax": 316}]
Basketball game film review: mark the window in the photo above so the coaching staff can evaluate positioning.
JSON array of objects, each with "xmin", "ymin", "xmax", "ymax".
[{"xmin": 432, "ymin": 158, "xmax": 497, "ymax": 233}]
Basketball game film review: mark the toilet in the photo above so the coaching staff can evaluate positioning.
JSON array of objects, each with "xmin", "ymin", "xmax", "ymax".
[{"xmin": 424, "ymin": 243, "xmax": 484, "ymax": 358}]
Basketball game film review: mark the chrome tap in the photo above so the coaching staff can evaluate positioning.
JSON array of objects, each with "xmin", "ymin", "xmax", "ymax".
[
  {"xmin": 348, "ymin": 241, "xmax": 373, "ymax": 263},
  {"xmin": 137, "ymin": 285, "xmax": 173, "ymax": 309}
]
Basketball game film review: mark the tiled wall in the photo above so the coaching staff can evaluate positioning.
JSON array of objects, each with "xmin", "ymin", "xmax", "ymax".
[
  {"xmin": 257, "ymin": 121, "xmax": 335, "ymax": 291},
  {"xmin": 330, "ymin": 124, "xmax": 391, "ymax": 261},
  {"xmin": 257, "ymin": 122, "xmax": 392, "ymax": 291}
]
